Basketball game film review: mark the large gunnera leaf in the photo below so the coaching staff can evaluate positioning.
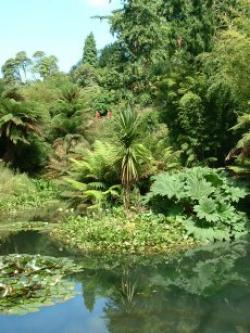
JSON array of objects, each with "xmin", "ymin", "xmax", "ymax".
[
  {"xmin": 194, "ymin": 198, "xmax": 218, "ymax": 223},
  {"xmin": 150, "ymin": 174, "xmax": 184, "ymax": 200},
  {"xmin": 185, "ymin": 178, "xmax": 214, "ymax": 201}
]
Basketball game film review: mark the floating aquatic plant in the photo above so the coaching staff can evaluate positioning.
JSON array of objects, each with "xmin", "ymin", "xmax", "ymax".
[{"xmin": 0, "ymin": 254, "xmax": 83, "ymax": 315}]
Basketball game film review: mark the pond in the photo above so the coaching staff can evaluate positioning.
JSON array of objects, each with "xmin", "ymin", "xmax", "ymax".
[{"xmin": 0, "ymin": 230, "xmax": 250, "ymax": 333}]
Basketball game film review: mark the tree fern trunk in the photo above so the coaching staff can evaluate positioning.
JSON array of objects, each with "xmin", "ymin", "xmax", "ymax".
[{"xmin": 2, "ymin": 139, "xmax": 15, "ymax": 164}]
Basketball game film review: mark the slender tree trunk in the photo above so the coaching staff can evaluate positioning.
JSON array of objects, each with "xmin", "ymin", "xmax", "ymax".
[
  {"xmin": 23, "ymin": 65, "xmax": 27, "ymax": 83},
  {"xmin": 124, "ymin": 184, "xmax": 131, "ymax": 210}
]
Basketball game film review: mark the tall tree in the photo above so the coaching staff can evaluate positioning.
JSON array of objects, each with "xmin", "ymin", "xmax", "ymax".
[
  {"xmin": 15, "ymin": 51, "xmax": 32, "ymax": 82},
  {"xmin": 83, "ymin": 32, "xmax": 98, "ymax": 66},
  {"xmin": 32, "ymin": 51, "xmax": 59, "ymax": 79},
  {"xmin": 109, "ymin": 0, "xmax": 167, "ymax": 94},
  {"xmin": 1, "ymin": 52, "xmax": 32, "ymax": 83},
  {"xmin": 1, "ymin": 58, "xmax": 21, "ymax": 83},
  {"xmin": 162, "ymin": 0, "xmax": 240, "ymax": 60}
]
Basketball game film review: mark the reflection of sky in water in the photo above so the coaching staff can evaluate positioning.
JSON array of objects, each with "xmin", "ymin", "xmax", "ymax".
[{"xmin": 0, "ymin": 284, "xmax": 109, "ymax": 333}]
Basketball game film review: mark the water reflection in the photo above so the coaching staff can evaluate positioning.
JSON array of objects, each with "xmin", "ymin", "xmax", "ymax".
[
  {"xmin": 75, "ymin": 241, "xmax": 250, "ymax": 333},
  {"xmin": 0, "ymin": 231, "xmax": 250, "ymax": 333},
  {"xmin": 0, "ymin": 230, "xmax": 69, "ymax": 257}
]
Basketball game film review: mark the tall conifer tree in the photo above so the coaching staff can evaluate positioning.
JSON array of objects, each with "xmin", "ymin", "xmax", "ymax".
[{"xmin": 83, "ymin": 32, "xmax": 98, "ymax": 66}]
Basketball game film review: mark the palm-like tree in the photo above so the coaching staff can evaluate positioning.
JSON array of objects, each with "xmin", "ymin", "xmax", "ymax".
[
  {"xmin": 0, "ymin": 98, "xmax": 42, "ymax": 163},
  {"xmin": 115, "ymin": 108, "xmax": 152, "ymax": 209},
  {"xmin": 63, "ymin": 108, "xmax": 152, "ymax": 210}
]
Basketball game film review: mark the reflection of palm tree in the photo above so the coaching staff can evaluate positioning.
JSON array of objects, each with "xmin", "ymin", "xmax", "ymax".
[
  {"xmin": 121, "ymin": 268, "xmax": 137, "ymax": 312},
  {"xmin": 77, "ymin": 269, "xmax": 118, "ymax": 313},
  {"xmin": 73, "ymin": 262, "xmax": 204, "ymax": 332},
  {"xmin": 120, "ymin": 268, "xmax": 138, "ymax": 312},
  {"xmin": 80, "ymin": 267, "xmax": 139, "ymax": 314}
]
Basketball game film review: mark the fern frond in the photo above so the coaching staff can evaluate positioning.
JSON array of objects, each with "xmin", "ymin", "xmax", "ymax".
[{"xmin": 64, "ymin": 178, "xmax": 88, "ymax": 191}]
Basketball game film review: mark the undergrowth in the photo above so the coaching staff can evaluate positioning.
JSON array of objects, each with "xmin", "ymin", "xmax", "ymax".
[
  {"xmin": 0, "ymin": 164, "xmax": 60, "ymax": 221},
  {"xmin": 51, "ymin": 211, "xmax": 195, "ymax": 254}
]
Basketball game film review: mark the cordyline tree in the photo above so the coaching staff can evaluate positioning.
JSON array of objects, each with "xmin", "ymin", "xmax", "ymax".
[{"xmin": 115, "ymin": 108, "xmax": 152, "ymax": 209}]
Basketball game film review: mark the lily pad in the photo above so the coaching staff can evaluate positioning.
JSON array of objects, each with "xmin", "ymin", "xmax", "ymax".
[{"xmin": 0, "ymin": 254, "xmax": 83, "ymax": 315}]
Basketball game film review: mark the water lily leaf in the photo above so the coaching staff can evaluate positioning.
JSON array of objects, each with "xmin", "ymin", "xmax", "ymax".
[{"xmin": 0, "ymin": 254, "xmax": 83, "ymax": 315}]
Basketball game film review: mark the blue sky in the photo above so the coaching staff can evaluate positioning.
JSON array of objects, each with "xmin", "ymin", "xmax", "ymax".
[{"xmin": 0, "ymin": 0, "xmax": 121, "ymax": 73}]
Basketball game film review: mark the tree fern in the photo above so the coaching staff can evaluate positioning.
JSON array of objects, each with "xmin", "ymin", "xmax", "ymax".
[{"xmin": 0, "ymin": 98, "xmax": 44, "ymax": 163}]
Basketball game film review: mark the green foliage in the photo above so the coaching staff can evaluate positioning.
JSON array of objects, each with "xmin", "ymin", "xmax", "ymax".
[
  {"xmin": 1, "ymin": 50, "xmax": 59, "ymax": 83},
  {"xmin": 62, "ymin": 140, "xmax": 121, "ymax": 212},
  {"xmin": 71, "ymin": 63, "xmax": 100, "ymax": 87},
  {"xmin": 1, "ymin": 51, "xmax": 32, "ymax": 83},
  {"xmin": 147, "ymin": 167, "xmax": 248, "ymax": 242},
  {"xmin": 69, "ymin": 140, "xmax": 117, "ymax": 181},
  {"xmin": 162, "ymin": 0, "xmax": 240, "ymax": 58},
  {"xmin": 49, "ymin": 83, "xmax": 86, "ymax": 139},
  {"xmin": 227, "ymin": 113, "xmax": 250, "ymax": 176},
  {"xmin": 82, "ymin": 32, "xmax": 98, "ymax": 67},
  {"xmin": 47, "ymin": 134, "xmax": 90, "ymax": 178},
  {"xmin": 52, "ymin": 211, "xmax": 193, "ymax": 254},
  {"xmin": 32, "ymin": 51, "xmax": 59, "ymax": 79},
  {"xmin": 0, "ymin": 254, "xmax": 82, "ymax": 315},
  {"xmin": 0, "ymin": 164, "xmax": 59, "ymax": 220},
  {"xmin": 0, "ymin": 94, "xmax": 48, "ymax": 172},
  {"xmin": 1, "ymin": 58, "xmax": 21, "ymax": 83},
  {"xmin": 0, "ymin": 98, "xmax": 42, "ymax": 143},
  {"xmin": 206, "ymin": 11, "xmax": 250, "ymax": 102},
  {"xmin": 151, "ymin": 241, "xmax": 247, "ymax": 297},
  {"xmin": 157, "ymin": 73, "xmax": 238, "ymax": 165},
  {"xmin": 114, "ymin": 108, "xmax": 152, "ymax": 208},
  {"xmin": 63, "ymin": 108, "xmax": 154, "ymax": 211},
  {"xmin": 109, "ymin": 0, "xmax": 169, "ymax": 95}
]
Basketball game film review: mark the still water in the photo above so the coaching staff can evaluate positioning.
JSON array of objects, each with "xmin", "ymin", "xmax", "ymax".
[{"xmin": 0, "ymin": 231, "xmax": 250, "ymax": 333}]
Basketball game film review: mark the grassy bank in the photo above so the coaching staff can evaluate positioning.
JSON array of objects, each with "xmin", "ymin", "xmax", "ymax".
[{"xmin": 0, "ymin": 165, "xmax": 64, "ymax": 222}]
